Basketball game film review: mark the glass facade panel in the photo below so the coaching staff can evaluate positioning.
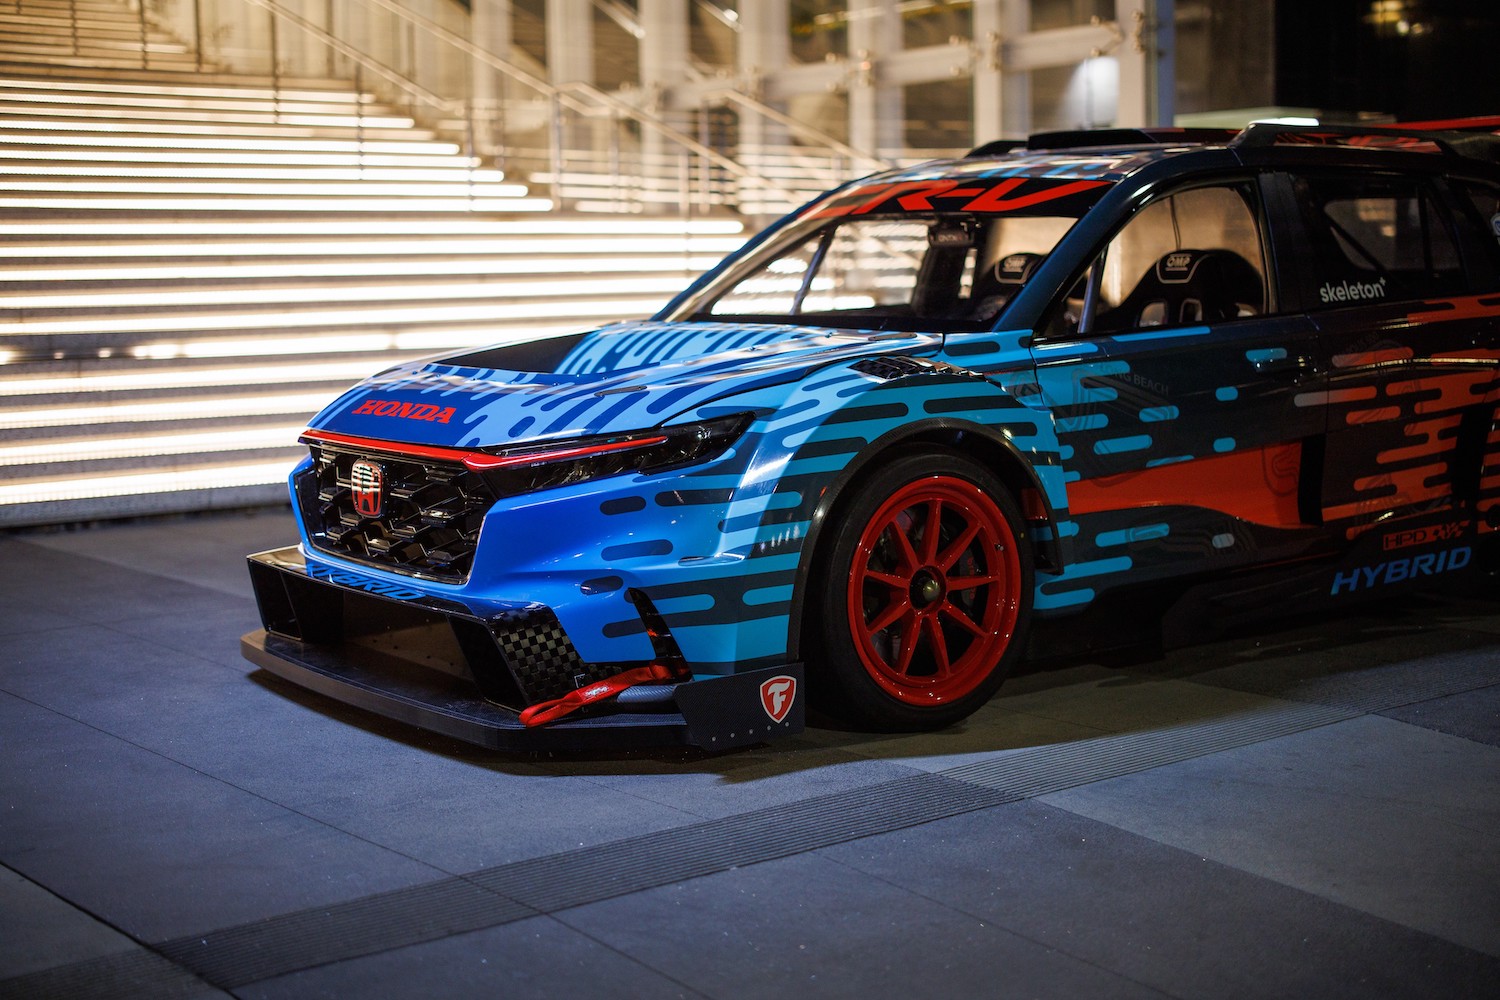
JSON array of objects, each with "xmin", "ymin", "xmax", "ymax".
[
  {"xmin": 904, "ymin": 79, "xmax": 973, "ymax": 151},
  {"xmin": 790, "ymin": 0, "xmax": 848, "ymax": 63},
  {"xmin": 1030, "ymin": 0, "xmax": 1112, "ymax": 31},
  {"xmin": 903, "ymin": 1, "xmax": 971, "ymax": 48}
]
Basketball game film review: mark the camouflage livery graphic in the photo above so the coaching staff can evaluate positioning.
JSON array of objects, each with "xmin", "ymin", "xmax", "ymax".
[{"xmin": 245, "ymin": 121, "xmax": 1500, "ymax": 749}]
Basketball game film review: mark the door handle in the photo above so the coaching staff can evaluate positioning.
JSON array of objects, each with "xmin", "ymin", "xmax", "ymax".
[{"xmin": 1251, "ymin": 354, "xmax": 1318, "ymax": 379}]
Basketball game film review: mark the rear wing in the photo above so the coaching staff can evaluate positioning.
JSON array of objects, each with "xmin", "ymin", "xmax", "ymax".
[{"xmin": 967, "ymin": 119, "xmax": 1500, "ymax": 165}]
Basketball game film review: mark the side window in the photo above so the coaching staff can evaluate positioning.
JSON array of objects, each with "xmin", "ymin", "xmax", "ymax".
[
  {"xmin": 1452, "ymin": 177, "xmax": 1500, "ymax": 276},
  {"xmin": 1088, "ymin": 184, "xmax": 1270, "ymax": 336},
  {"xmin": 1296, "ymin": 174, "xmax": 1465, "ymax": 307},
  {"xmin": 1457, "ymin": 178, "xmax": 1500, "ymax": 241}
]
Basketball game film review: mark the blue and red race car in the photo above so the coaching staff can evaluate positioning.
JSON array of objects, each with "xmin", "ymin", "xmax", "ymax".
[{"xmin": 244, "ymin": 121, "xmax": 1500, "ymax": 750}]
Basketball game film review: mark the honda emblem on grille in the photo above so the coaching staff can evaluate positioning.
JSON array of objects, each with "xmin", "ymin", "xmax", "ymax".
[{"xmin": 350, "ymin": 459, "xmax": 384, "ymax": 518}]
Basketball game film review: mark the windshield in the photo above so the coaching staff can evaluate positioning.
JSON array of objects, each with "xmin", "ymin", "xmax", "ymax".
[{"xmin": 668, "ymin": 174, "xmax": 1110, "ymax": 332}]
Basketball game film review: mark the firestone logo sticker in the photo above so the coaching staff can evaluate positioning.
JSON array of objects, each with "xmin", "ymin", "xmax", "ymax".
[{"xmin": 760, "ymin": 675, "xmax": 796, "ymax": 724}]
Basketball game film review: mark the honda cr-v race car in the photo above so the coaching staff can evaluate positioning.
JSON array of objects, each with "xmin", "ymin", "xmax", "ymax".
[{"xmin": 244, "ymin": 121, "xmax": 1500, "ymax": 751}]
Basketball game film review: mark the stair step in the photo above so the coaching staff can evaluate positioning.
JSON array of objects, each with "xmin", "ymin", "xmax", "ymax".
[
  {"xmin": 0, "ymin": 87, "xmax": 402, "ymax": 117},
  {"xmin": 0, "ymin": 149, "xmax": 485, "ymax": 169},
  {"xmin": 0, "ymin": 163, "xmax": 510, "ymax": 182},
  {"xmin": 0, "ymin": 118, "xmax": 441, "ymax": 141},
  {"xmin": 0, "ymin": 21, "xmax": 176, "ymax": 40},
  {"xmin": 0, "ymin": 178, "xmax": 532, "ymax": 198},
  {"xmin": 0, "ymin": 255, "xmax": 728, "ymax": 292},
  {"xmin": 0, "ymin": 50, "xmax": 200, "ymax": 70},
  {"xmin": 0, "ymin": 70, "xmax": 388, "ymax": 93},
  {"xmin": 0, "ymin": 0, "xmax": 749, "ymax": 526},
  {"xmin": 0, "ymin": 101, "xmax": 417, "ymax": 129},
  {"xmin": 0, "ymin": 67, "xmax": 371, "ymax": 99},
  {"xmin": 0, "ymin": 134, "xmax": 465, "ymax": 154},
  {"xmin": 0, "ymin": 271, "xmax": 692, "ymax": 313},
  {"xmin": 2, "ymin": 355, "xmax": 410, "ymax": 398},
  {"xmin": 0, "ymin": 467, "xmax": 295, "ymax": 526}
]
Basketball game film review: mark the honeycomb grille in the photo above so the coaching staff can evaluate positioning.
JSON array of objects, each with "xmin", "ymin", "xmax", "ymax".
[{"xmin": 296, "ymin": 442, "xmax": 499, "ymax": 582}]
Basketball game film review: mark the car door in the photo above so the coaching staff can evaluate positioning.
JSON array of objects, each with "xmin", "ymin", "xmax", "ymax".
[
  {"xmin": 1028, "ymin": 176, "xmax": 1327, "ymax": 607},
  {"xmin": 1284, "ymin": 169, "xmax": 1500, "ymax": 538}
]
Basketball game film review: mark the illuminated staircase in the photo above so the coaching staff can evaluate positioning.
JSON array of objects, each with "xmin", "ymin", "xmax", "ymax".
[{"xmin": 0, "ymin": 4, "xmax": 745, "ymax": 527}]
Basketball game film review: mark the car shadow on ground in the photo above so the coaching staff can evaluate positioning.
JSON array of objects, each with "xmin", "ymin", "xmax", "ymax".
[{"xmin": 245, "ymin": 586, "xmax": 1500, "ymax": 783}]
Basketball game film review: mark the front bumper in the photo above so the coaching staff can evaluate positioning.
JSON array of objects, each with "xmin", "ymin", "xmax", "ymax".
[{"xmin": 243, "ymin": 546, "xmax": 803, "ymax": 752}]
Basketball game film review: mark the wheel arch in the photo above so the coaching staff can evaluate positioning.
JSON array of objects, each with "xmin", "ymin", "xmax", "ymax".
[{"xmin": 785, "ymin": 416, "xmax": 1063, "ymax": 663}]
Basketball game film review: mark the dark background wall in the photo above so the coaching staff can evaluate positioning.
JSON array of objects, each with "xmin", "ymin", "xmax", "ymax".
[{"xmin": 1276, "ymin": 0, "xmax": 1500, "ymax": 119}]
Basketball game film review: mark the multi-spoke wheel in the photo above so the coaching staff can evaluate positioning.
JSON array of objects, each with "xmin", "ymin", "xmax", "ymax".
[{"xmin": 810, "ymin": 448, "xmax": 1033, "ymax": 730}]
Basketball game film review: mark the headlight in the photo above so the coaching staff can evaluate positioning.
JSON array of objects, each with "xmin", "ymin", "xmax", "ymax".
[{"xmin": 465, "ymin": 412, "xmax": 754, "ymax": 495}]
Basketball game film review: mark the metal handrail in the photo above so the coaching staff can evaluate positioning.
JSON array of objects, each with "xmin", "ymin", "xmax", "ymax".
[
  {"xmin": 352, "ymin": 0, "xmax": 795, "ymax": 200},
  {"xmin": 238, "ymin": 0, "xmax": 451, "ymax": 111},
  {"xmin": 179, "ymin": 0, "xmax": 891, "ymax": 214},
  {"xmin": 705, "ymin": 88, "xmax": 892, "ymax": 173}
]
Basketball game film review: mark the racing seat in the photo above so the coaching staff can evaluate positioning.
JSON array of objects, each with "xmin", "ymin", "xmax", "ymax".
[
  {"xmin": 1098, "ymin": 248, "xmax": 1264, "ymax": 332},
  {"xmin": 969, "ymin": 252, "xmax": 1046, "ymax": 321}
]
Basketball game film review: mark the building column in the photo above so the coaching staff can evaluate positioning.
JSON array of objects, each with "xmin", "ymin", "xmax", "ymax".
[
  {"xmin": 546, "ymin": 0, "xmax": 593, "ymax": 85},
  {"xmin": 545, "ymin": 0, "xmax": 593, "ymax": 179},
  {"xmin": 847, "ymin": 0, "xmax": 903, "ymax": 158},
  {"xmin": 736, "ymin": 1, "xmax": 790, "ymax": 176},
  {"xmin": 972, "ymin": 0, "xmax": 1030, "ymax": 140},
  {"xmin": 640, "ymin": 0, "xmax": 691, "ymax": 179},
  {"xmin": 470, "ymin": 0, "xmax": 513, "ymax": 162},
  {"xmin": 1116, "ymin": 0, "xmax": 1173, "ymax": 127}
]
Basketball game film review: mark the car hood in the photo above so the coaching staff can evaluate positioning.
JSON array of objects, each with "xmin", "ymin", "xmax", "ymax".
[{"xmin": 306, "ymin": 320, "xmax": 942, "ymax": 448}]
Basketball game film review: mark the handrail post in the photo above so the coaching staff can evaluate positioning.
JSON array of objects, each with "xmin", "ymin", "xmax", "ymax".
[
  {"xmin": 549, "ymin": 91, "xmax": 564, "ymax": 211},
  {"xmin": 466, "ymin": 45, "xmax": 477, "ymax": 198},
  {"xmin": 192, "ymin": 0, "xmax": 204, "ymax": 71},
  {"xmin": 136, "ymin": 0, "xmax": 148, "ymax": 69},
  {"xmin": 269, "ymin": 6, "xmax": 280, "ymax": 114},
  {"xmin": 608, "ymin": 109, "xmax": 623, "ymax": 212},
  {"xmin": 354, "ymin": 62, "xmax": 364, "ymax": 169},
  {"xmin": 232, "ymin": 0, "xmax": 848, "ymax": 217},
  {"xmin": 696, "ymin": 104, "xmax": 708, "ymax": 214}
]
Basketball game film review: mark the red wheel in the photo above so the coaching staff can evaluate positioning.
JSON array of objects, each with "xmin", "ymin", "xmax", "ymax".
[
  {"xmin": 847, "ymin": 475, "xmax": 1024, "ymax": 705},
  {"xmin": 811, "ymin": 449, "xmax": 1033, "ymax": 730}
]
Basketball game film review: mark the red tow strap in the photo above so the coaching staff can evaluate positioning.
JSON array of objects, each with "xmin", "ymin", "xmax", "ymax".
[{"xmin": 519, "ymin": 662, "xmax": 684, "ymax": 727}]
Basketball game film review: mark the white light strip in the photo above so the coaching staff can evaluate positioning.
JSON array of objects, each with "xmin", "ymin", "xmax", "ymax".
[
  {"xmin": 0, "ymin": 237, "xmax": 743, "ymax": 262},
  {"xmin": 0, "ymin": 393, "xmax": 331, "ymax": 429},
  {"xmin": 7, "ymin": 255, "xmax": 724, "ymax": 284},
  {"xmin": 0, "ymin": 91, "xmax": 379, "ymax": 115},
  {"xmin": 0, "ymin": 134, "xmax": 461, "ymax": 154},
  {"xmin": 130, "ymin": 334, "xmax": 415, "ymax": 359},
  {"xmin": 0, "ymin": 149, "xmax": 480, "ymax": 167},
  {"xmin": 122, "ymin": 322, "xmax": 590, "ymax": 361},
  {"xmin": 0, "ymin": 461, "xmax": 298, "ymax": 505},
  {"xmin": 5, "ymin": 361, "xmax": 386, "ymax": 395},
  {"xmin": 1, "ymin": 274, "xmax": 687, "ymax": 311},
  {"xmin": 0, "ymin": 76, "xmax": 360, "ymax": 102},
  {"xmin": 1, "ymin": 108, "xmax": 416, "ymax": 129},
  {"xmin": 0, "ymin": 425, "xmax": 306, "ymax": 465},
  {"xmin": 2, "ymin": 296, "xmax": 663, "ymax": 338},
  {"xmin": 4, "ymin": 165, "xmax": 509, "ymax": 182},
  {"xmin": 0, "ymin": 196, "xmax": 554, "ymax": 212},
  {"xmin": 0, "ymin": 218, "xmax": 745, "ymax": 236},
  {"xmin": 0, "ymin": 179, "xmax": 532, "ymax": 197},
  {"xmin": 0, "ymin": 91, "xmax": 386, "ymax": 113},
  {"xmin": 0, "ymin": 118, "xmax": 429, "ymax": 138},
  {"xmin": 389, "ymin": 325, "xmax": 582, "ymax": 352}
]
